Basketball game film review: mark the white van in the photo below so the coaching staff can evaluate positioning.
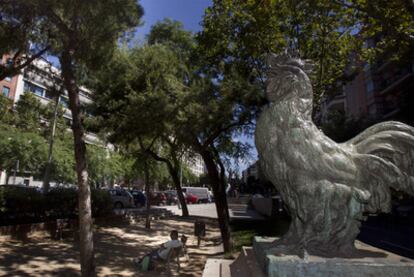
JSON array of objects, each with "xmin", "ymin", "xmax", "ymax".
[{"xmin": 182, "ymin": 187, "xmax": 210, "ymax": 203}]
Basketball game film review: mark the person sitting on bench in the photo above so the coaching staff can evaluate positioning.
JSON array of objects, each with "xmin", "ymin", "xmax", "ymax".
[{"xmin": 136, "ymin": 230, "xmax": 183, "ymax": 270}]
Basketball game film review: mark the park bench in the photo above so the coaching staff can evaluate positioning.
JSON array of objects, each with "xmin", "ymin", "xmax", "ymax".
[{"xmin": 154, "ymin": 243, "xmax": 188, "ymax": 276}]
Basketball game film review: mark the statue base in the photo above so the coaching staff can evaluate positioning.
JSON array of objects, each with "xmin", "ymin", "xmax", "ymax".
[{"xmin": 253, "ymin": 237, "xmax": 414, "ymax": 277}]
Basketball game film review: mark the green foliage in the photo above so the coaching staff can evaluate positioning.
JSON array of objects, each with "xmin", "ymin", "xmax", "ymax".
[
  {"xmin": 181, "ymin": 165, "xmax": 199, "ymax": 185},
  {"xmin": 91, "ymin": 43, "xmax": 188, "ymax": 188},
  {"xmin": 44, "ymin": 187, "xmax": 78, "ymax": 218},
  {"xmin": 0, "ymin": 186, "xmax": 44, "ymax": 222},
  {"xmin": 349, "ymin": 0, "xmax": 414, "ymax": 62},
  {"xmin": 43, "ymin": 100, "xmax": 70, "ymax": 140},
  {"xmin": 0, "ymin": 1, "xmax": 51, "ymax": 80},
  {"xmin": 44, "ymin": 0, "xmax": 143, "ymax": 72},
  {"xmin": 147, "ymin": 19, "xmax": 196, "ymax": 62},
  {"xmin": 44, "ymin": 187, "xmax": 112, "ymax": 218},
  {"xmin": 0, "ymin": 95, "xmax": 15, "ymax": 124},
  {"xmin": 199, "ymin": 0, "xmax": 362, "ymax": 100},
  {"xmin": 14, "ymin": 92, "xmax": 46, "ymax": 132},
  {"xmin": 0, "ymin": 0, "xmax": 143, "ymax": 74},
  {"xmin": 0, "ymin": 186, "xmax": 113, "ymax": 225},
  {"xmin": 321, "ymin": 111, "xmax": 377, "ymax": 143},
  {"xmin": 0, "ymin": 125, "xmax": 48, "ymax": 180},
  {"xmin": 86, "ymin": 144, "xmax": 130, "ymax": 186},
  {"xmin": 199, "ymin": 0, "xmax": 414, "ymax": 101},
  {"xmin": 230, "ymin": 218, "xmax": 290, "ymax": 253},
  {"xmin": 47, "ymin": 137, "xmax": 76, "ymax": 185},
  {"xmin": 91, "ymin": 188, "xmax": 113, "ymax": 217},
  {"xmin": 93, "ymin": 44, "xmax": 184, "ymax": 140}
]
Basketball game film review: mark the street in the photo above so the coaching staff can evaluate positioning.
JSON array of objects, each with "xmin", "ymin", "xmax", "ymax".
[{"xmin": 158, "ymin": 203, "xmax": 265, "ymax": 221}]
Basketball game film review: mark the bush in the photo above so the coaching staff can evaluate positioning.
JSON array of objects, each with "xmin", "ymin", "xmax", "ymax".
[
  {"xmin": 44, "ymin": 187, "xmax": 78, "ymax": 219},
  {"xmin": 91, "ymin": 188, "xmax": 112, "ymax": 217},
  {"xmin": 0, "ymin": 185, "xmax": 45, "ymax": 224},
  {"xmin": 0, "ymin": 186, "xmax": 113, "ymax": 226}
]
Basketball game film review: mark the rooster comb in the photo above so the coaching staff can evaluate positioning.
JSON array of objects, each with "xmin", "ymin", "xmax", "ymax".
[{"xmin": 266, "ymin": 50, "xmax": 314, "ymax": 76}]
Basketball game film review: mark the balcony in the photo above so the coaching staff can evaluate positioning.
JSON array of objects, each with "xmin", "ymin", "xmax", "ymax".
[{"xmin": 378, "ymin": 68, "xmax": 414, "ymax": 96}]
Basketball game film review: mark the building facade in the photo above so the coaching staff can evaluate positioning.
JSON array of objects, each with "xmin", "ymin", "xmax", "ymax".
[
  {"xmin": 319, "ymin": 58, "xmax": 414, "ymax": 125},
  {"xmin": 0, "ymin": 56, "xmax": 100, "ymax": 186},
  {"xmin": 185, "ymin": 153, "xmax": 205, "ymax": 177}
]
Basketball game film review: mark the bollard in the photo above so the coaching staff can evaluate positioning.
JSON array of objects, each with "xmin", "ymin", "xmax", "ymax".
[{"xmin": 194, "ymin": 220, "xmax": 206, "ymax": 247}]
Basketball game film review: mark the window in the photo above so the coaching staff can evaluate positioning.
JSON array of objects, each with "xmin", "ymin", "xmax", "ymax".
[
  {"xmin": 59, "ymin": 96, "xmax": 69, "ymax": 107},
  {"xmin": 2, "ymin": 86, "xmax": 10, "ymax": 97},
  {"xmin": 24, "ymin": 81, "xmax": 45, "ymax": 97},
  {"xmin": 44, "ymin": 90, "xmax": 55, "ymax": 99},
  {"xmin": 365, "ymin": 79, "xmax": 374, "ymax": 98}
]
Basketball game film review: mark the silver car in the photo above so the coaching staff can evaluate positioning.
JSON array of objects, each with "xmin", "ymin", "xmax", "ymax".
[{"xmin": 108, "ymin": 189, "xmax": 135, "ymax": 209}]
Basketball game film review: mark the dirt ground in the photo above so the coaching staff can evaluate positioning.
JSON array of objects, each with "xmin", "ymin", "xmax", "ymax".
[{"xmin": 0, "ymin": 217, "xmax": 223, "ymax": 276}]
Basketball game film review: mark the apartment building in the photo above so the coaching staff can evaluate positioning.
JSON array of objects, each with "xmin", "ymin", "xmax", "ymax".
[
  {"xmin": 0, "ymin": 56, "xmax": 100, "ymax": 186},
  {"xmin": 185, "ymin": 153, "xmax": 205, "ymax": 177},
  {"xmin": 319, "ymin": 56, "xmax": 414, "ymax": 125},
  {"xmin": 0, "ymin": 56, "xmax": 21, "ymax": 101}
]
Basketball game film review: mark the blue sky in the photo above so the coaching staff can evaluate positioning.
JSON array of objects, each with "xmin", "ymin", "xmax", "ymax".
[
  {"xmin": 136, "ymin": 0, "xmax": 257, "ymax": 173},
  {"xmin": 136, "ymin": 0, "xmax": 210, "ymax": 39}
]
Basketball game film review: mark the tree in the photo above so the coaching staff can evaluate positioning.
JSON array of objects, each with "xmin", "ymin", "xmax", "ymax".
[
  {"xmin": 199, "ymin": 0, "xmax": 364, "ymax": 102},
  {"xmin": 0, "ymin": 125, "xmax": 48, "ymax": 184},
  {"xmin": 13, "ymin": 92, "xmax": 46, "ymax": 132},
  {"xmin": 176, "ymin": 73, "xmax": 261, "ymax": 252},
  {"xmin": 340, "ymin": 0, "xmax": 414, "ymax": 62},
  {"xmin": 199, "ymin": 0, "xmax": 414, "ymax": 104},
  {"xmin": 0, "ymin": 0, "xmax": 50, "ymax": 80},
  {"xmin": 321, "ymin": 110, "xmax": 378, "ymax": 143},
  {"xmin": 46, "ymin": 136, "xmax": 76, "ymax": 185},
  {"xmin": 0, "ymin": 94, "xmax": 14, "ymax": 124},
  {"xmin": 92, "ymin": 44, "xmax": 191, "ymax": 217},
  {"xmin": 93, "ymin": 18, "xmax": 262, "ymax": 251},
  {"xmin": 0, "ymin": 2, "xmax": 143, "ymax": 275},
  {"xmin": 86, "ymin": 144, "xmax": 132, "ymax": 188},
  {"xmin": 197, "ymin": 0, "xmax": 414, "ymax": 251}
]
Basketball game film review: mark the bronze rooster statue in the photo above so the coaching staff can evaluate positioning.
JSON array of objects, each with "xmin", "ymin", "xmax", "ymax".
[{"xmin": 255, "ymin": 53, "xmax": 414, "ymax": 257}]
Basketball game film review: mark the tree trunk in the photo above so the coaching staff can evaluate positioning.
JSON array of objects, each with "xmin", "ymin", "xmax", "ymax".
[
  {"xmin": 200, "ymin": 150, "xmax": 232, "ymax": 252},
  {"xmin": 144, "ymin": 160, "xmax": 151, "ymax": 229},
  {"xmin": 145, "ymin": 148, "xmax": 189, "ymax": 217},
  {"xmin": 167, "ymin": 163, "xmax": 189, "ymax": 217},
  {"xmin": 60, "ymin": 50, "xmax": 95, "ymax": 277}
]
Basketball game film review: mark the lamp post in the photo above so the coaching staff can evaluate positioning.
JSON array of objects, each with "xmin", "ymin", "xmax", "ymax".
[{"xmin": 43, "ymin": 94, "xmax": 60, "ymax": 192}]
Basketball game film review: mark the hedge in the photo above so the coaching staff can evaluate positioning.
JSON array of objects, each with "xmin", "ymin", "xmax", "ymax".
[{"xmin": 0, "ymin": 186, "xmax": 112, "ymax": 226}]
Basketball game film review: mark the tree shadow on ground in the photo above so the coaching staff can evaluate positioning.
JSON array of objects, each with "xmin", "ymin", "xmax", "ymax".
[{"xmin": 0, "ymin": 217, "xmax": 221, "ymax": 277}]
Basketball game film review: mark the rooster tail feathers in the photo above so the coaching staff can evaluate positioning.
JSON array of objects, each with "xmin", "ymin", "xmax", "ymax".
[
  {"xmin": 346, "ymin": 121, "xmax": 414, "ymax": 148},
  {"xmin": 348, "ymin": 121, "xmax": 414, "ymax": 199},
  {"xmin": 346, "ymin": 121, "xmax": 414, "ymax": 176}
]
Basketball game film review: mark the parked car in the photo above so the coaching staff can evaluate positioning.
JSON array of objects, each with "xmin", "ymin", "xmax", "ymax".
[
  {"xmin": 129, "ymin": 190, "xmax": 146, "ymax": 207},
  {"xmin": 108, "ymin": 189, "xmax": 135, "ymax": 209},
  {"xmin": 149, "ymin": 192, "xmax": 167, "ymax": 206},
  {"xmin": 164, "ymin": 191, "xmax": 178, "ymax": 205},
  {"xmin": 186, "ymin": 192, "xmax": 198, "ymax": 204},
  {"xmin": 182, "ymin": 187, "xmax": 210, "ymax": 203}
]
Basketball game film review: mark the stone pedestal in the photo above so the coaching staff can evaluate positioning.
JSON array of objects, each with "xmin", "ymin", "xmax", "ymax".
[{"xmin": 253, "ymin": 237, "xmax": 414, "ymax": 277}]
